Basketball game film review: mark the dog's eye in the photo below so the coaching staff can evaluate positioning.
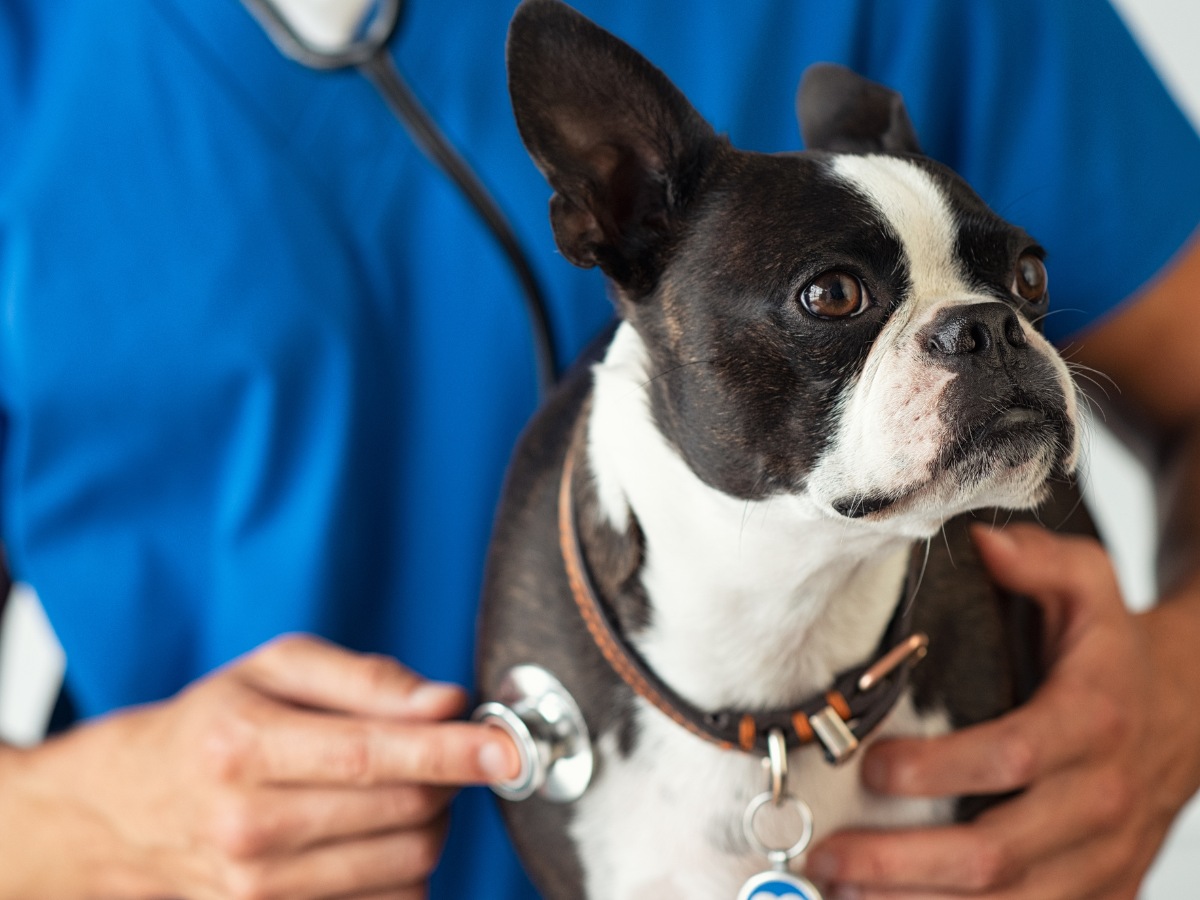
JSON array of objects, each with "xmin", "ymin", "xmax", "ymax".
[
  {"xmin": 1012, "ymin": 252, "xmax": 1048, "ymax": 304},
  {"xmin": 799, "ymin": 271, "xmax": 869, "ymax": 319}
]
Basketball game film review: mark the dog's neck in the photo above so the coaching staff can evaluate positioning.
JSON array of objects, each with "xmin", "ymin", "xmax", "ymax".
[{"xmin": 584, "ymin": 323, "xmax": 917, "ymax": 712}]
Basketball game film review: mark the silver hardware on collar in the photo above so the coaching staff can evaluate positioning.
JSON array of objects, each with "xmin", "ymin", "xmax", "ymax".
[
  {"xmin": 809, "ymin": 706, "xmax": 859, "ymax": 765},
  {"xmin": 471, "ymin": 665, "xmax": 593, "ymax": 803},
  {"xmin": 766, "ymin": 727, "xmax": 789, "ymax": 803},
  {"xmin": 856, "ymin": 632, "xmax": 930, "ymax": 692},
  {"xmin": 742, "ymin": 791, "xmax": 815, "ymax": 864},
  {"xmin": 740, "ymin": 730, "xmax": 824, "ymax": 899}
]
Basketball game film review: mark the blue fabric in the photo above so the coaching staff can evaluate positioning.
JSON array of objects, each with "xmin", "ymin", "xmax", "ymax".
[{"xmin": 0, "ymin": 1, "xmax": 1197, "ymax": 896}]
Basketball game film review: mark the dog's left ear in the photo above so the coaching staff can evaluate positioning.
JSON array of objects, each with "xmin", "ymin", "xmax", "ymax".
[
  {"xmin": 507, "ymin": 0, "xmax": 719, "ymax": 294},
  {"xmin": 797, "ymin": 63, "xmax": 921, "ymax": 155}
]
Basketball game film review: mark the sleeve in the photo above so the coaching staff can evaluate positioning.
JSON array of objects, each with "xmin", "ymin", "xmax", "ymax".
[{"xmin": 852, "ymin": 0, "xmax": 1200, "ymax": 344}]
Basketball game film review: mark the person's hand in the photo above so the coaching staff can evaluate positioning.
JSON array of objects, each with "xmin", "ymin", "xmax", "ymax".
[
  {"xmin": 806, "ymin": 523, "xmax": 1200, "ymax": 899},
  {"xmin": 0, "ymin": 634, "xmax": 520, "ymax": 900}
]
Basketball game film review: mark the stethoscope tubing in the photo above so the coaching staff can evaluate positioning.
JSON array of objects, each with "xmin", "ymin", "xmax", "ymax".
[
  {"xmin": 359, "ymin": 53, "xmax": 559, "ymax": 397},
  {"xmin": 242, "ymin": 0, "xmax": 561, "ymax": 397}
]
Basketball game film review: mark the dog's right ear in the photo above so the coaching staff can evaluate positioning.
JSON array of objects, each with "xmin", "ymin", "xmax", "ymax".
[
  {"xmin": 797, "ymin": 63, "xmax": 922, "ymax": 155},
  {"xmin": 507, "ymin": 0, "xmax": 718, "ymax": 294}
]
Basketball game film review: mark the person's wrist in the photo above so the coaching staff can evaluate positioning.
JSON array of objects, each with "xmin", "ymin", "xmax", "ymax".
[
  {"xmin": 0, "ymin": 740, "xmax": 34, "ymax": 805},
  {"xmin": 0, "ymin": 729, "xmax": 166, "ymax": 899},
  {"xmin": 0, "ymin": 741, "xmax": 64, "ymax": 897}
]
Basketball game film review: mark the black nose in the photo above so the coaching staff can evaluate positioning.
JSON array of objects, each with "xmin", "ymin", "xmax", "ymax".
[{"xmin": 925, "ymin": 302, "xmax": 1027, "ymax": 367}]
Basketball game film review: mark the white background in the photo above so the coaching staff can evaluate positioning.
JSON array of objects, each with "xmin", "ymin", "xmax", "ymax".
[{"xmin": 2, "ymin": 0, "xmax": 1200, "ymax": 894}]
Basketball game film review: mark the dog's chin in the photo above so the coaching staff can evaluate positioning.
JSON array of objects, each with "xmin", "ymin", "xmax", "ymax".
[{"xmin": 828, "ymin": 417, "xmax": 1075, "ymax": 534}]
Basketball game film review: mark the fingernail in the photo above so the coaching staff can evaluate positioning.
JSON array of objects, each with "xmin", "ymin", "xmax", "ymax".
[
  {"xmin": 479, "ymin": 739, "xmax": 520, "ymax": 782},
  {"xmin": 407, "ymin": 683, "xmax": 464, "ymax": 715}
]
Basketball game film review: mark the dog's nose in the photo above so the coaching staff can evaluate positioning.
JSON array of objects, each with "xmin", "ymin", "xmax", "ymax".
[{"xmin": 925, "ymin": 302, "xmax": 1027, "ymax": 367}]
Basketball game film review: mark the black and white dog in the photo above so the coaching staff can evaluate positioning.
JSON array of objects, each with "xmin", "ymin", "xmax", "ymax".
[{"xmin": 478, "ymin": 2, "xmax": 1091, "ymax": 897}]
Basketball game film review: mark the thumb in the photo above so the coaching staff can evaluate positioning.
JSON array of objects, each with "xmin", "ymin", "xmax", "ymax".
[
  {"xmin": 235, "ymin": 634, "xmax": 468, "ymax": 721},
  {"xmin": 970, "ymin": 522, "xmax": 1119, "ymax": 641},
  {"xmin": 969, "ymin": 522, "xmax": 1115, "ymax": 600}
]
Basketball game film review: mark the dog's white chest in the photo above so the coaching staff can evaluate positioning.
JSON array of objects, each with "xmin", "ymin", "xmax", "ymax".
[{"xmin": 570, "ymin": 696, "xmax": 953, "ymax": 900}]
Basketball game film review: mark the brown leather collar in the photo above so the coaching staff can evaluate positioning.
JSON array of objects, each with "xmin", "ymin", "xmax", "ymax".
[{"xmin": 558, "ymin": 436, "xmax": 928, "ymax": 763}]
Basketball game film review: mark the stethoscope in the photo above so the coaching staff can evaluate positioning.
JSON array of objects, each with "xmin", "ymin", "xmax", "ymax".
[
  {"xmin": 242, "ymin": 0, "xmax": 560, "ymax": 399},
  {"xmin": 242, "ymin": 0, "xmax": 590, "ymax": 802}
]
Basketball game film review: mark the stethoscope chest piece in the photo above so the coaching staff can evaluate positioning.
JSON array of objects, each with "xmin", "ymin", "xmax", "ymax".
[{"xmin": 472, "ymin": 665, "xmax": 593, "ymax": 803}]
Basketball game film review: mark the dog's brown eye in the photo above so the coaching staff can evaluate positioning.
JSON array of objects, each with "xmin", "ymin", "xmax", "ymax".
[
  {"xmin": 1012, "ymin": 252, "xmax": 1048, "ymax": 304},
  {"xmin": 799, "ymin": 271, "xmax": 869, "ymax": 318}
]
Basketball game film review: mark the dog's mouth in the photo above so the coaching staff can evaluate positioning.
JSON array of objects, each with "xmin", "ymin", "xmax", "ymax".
[
  {"xmin": 938, "ymin": 400, "xmax": 1071, "ymax": 472},
  {"xmin": 831, "ymin": 399, "xmax": 1074, "ymax": 521},
  {"xmin": 985, "ymin": 405, "xmax": 1048, "ymax": 431},
  {"xmin": 832, "ymin": 492, "xmax": 899, "ymax": 519}
]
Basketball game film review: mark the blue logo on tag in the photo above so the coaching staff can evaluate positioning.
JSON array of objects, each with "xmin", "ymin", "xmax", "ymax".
[
  {"xmin": 737, "ymin": 871, "xmax": 823, "ymax": 900},
  {"xmin": 746, "ymin": 881, "xmax": 812, "ymax": 899}
]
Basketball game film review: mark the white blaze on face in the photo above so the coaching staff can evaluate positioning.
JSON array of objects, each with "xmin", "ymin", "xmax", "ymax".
[
  {"xmin": 833, "ymin": 155, "xmax": 969, "ymax": 304},
  {"xmin": 805, "ymin": 155, "xmax": 1077, "ymax": 532}
]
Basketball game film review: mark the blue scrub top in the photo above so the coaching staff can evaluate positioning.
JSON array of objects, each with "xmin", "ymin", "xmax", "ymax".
[{"xmin": 1, "ymin": 1, "xmax": 1198, "ymax": 897}]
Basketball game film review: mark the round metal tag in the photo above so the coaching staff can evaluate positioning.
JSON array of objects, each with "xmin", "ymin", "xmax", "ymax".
[{"xmin": 736, "ymin": 870, "xmax": 824, "ymax": 900}]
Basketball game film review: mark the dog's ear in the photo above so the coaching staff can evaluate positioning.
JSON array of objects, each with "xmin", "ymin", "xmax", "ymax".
[
  {"xmin": 797, "ymin": 63, "xmax": 921, "ymax": 155},
  {"xmin": 507, "ymin": 0, "xmax": 718, "ymax": 293}
]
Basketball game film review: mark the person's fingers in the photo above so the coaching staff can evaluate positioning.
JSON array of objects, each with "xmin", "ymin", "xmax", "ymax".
[
  {"xmin": 970, "ymin": 525, "xmax": 1122, "ymax": 623},
  {"xmin": 821, "ymin": 824, "xmax": 1142, "ymax": 900},
  {"xmin": 968, "ymin": 762, "xmax": 1133, "ymax": 883},
  {"xmin": 983, "ymin": 829, "xmax": 1145, "ymax": 900},
  {"xmin": 204, "ymin": 703, "xmax": 520, "ymax": 787},
  {"xmin": 862, "ymin": 674, "xmax": 1121, "ymax": 798},
  {"xmin": 234, "ymin": 634, "xmax": 466, "ymax": 721},
  {"xmin": 223, "ymin": 817, "xmax": 449, "ymax": 900},
  {"xmin": 808, "ymin": 823, "xmax": 1014, "ymax": 895},
  {"xmin": 828, "ymin": 881, "xmax": 1135, "ymax": 900},
  {"xmin": 209, "ymin": 784, "xmax": 455, "ymax": 856},
  {"xmin": 811, "ymin": 764, "xmax": 1125, "ymax": 895},
  {"xmin": 340, "ymin": 890, "xmax": 426, "ymax": 900}
]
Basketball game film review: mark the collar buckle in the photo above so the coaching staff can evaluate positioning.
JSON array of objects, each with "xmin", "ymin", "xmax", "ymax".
[
  {"xmin": 810, "ymin": 633, "xmax": 930, "ymax": 765},
  {"xmin": 809, "ymin": 705, "xmax": 860, "ymax": 765}
]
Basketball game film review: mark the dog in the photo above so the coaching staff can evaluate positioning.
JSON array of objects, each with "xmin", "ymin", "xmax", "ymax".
[{"xmin": 478, "ymin": 2, "xmax": 1092, "ymax": 897}]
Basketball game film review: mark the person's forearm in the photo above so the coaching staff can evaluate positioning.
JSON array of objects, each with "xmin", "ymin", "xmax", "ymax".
[
  {"xmin": 1156, "ymin": 417, "xmax": 1200, "ymax": 596},
  {"xmin": 1087, "ymin": 397, "xmax": 1200, "ymax": 824},
  {"xmin": 1134, "ymin": 416, "xmax": 1200, "ymax": 812}
]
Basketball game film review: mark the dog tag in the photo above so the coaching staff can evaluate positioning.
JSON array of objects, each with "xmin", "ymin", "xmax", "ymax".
[
  {"xmin": 738, "ymin": 791, "xmax": 824, "ymax": 900},
  {"xmin": 736, "ymin": 867, "xmax": 823, "ymax": 900}
]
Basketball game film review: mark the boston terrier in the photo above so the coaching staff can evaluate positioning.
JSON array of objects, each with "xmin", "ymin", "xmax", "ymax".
[{"xmin": 478, "ymin": 2, "xmax": 1092, "ymax": 897}]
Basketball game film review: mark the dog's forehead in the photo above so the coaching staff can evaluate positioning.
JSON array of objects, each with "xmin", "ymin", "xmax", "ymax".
[
  {"xmin": 828, "ymin": 155, "xmax": 968, "ymax": 299},
  {"xmin": 673, "ymin": 150, "xmax": 1018, "ymax": 306}
]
